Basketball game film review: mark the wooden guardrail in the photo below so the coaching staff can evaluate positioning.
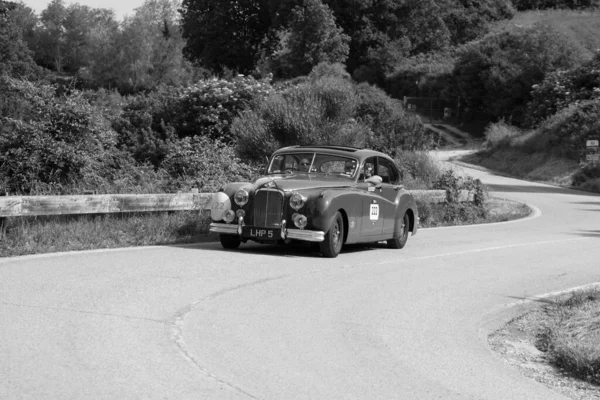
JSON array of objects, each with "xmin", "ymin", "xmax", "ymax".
[{"xmin": 0, "ymin": 190, "xmax": 471, "ymax": 218}]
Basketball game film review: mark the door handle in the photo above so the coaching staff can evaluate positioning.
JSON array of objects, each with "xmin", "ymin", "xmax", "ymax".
[{"xmin": 393, "ymin": 186, "xmax": 402, "ymax": 191}]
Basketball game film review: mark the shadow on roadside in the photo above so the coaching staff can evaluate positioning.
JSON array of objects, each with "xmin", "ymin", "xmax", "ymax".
[{"xmin": 485, "ymin": 184, "xmax": 600, "ymax": 196}]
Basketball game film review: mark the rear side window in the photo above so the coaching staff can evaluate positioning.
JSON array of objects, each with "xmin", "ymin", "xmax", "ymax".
[{"xmin": 377, "ymin": 157, "xmax": 399, "ymax": 184}]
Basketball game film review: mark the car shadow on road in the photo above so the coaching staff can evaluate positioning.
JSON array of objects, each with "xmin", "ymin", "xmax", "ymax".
[
  {"xmin": 485, "ymin": 184, "xmax": 600, "ymax": 196},
  {"xmin": 211, "ymin": 242, "xmax": 381, "ymax": 259},
  {"xmin": 504, "ymin": 295, "xmax": 555, "ymax": 305},
  {"xmin": 569, "ymin": 230, "xmax": 600, "ymax": 238}
]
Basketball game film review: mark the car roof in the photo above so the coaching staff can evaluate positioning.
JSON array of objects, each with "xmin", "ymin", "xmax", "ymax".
[{"xmin": 273, "ymin": 145, "xmax": 391, "ymax": 161}]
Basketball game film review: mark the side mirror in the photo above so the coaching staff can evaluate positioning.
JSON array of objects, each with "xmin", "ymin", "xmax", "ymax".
[{"xmin": 365, "ymin": 175, "xmax": 383, "ymax": 185}]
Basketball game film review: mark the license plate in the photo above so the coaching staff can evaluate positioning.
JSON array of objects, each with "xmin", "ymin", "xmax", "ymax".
[{"xmin": 243, "ymin": 227, "xmax": 280, "ymax": 240}]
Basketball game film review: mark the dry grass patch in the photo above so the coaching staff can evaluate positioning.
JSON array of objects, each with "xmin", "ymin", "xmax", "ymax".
[{"xmin": 0, "ymin": 211, "xmax": 212, "ymax": 258}]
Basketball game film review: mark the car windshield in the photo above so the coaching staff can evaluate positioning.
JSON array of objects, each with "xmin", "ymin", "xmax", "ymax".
[{"xmin": 268, "ymin": 152, "xmax": 358, "ymax": 179}]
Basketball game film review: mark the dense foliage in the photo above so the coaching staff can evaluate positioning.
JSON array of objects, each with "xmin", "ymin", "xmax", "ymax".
[
  {"xmin": 526, "ymin": 52, "xmax": 600, "ymax": 127},
  {"xmin": 450, "ymin": 23, "xmax": 582, "ymax": 126},
  {"xmin": 511, "ymin": 0, "xmax": 600, "ymax": 10},
  {"xmin": 233, "ymin": 68, "xmax": 431, "ymax": 162},
  {"xmin": 0, "ymin": 0, "xmax": 40, "ymax": 78}
]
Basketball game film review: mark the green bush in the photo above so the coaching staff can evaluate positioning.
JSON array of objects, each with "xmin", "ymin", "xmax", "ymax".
[
  {"xmin": 394, "ymin": 150, "xmax": 441, "ymax": 189},
  {"xmin": 0, "ymin": 77, "xmax": 136, "ymax": 194},
  {"xmin": 161, "ymin": 136, "xmax": 259, "ymax": 193},
  {"xmin": 535, "ymin": 98, "xmax": 600, "ymax": 159},
  {"xmin": 512, "ymin": 0, "xmax": 600, "ymax": 10},
  {"xmin": 483, "ymin": 120, "xmax": 524, "ymax": 150},
  {"xmin": 434, "ymin": 169, "xmax": 487, "ymax": 224},
  {"xmin": 526, "ymin": 52, "xmax": 600, "ymax": 127},
  {"xmin": 233, "ymin": 75, "xmax": 371, "ymax": 162}
]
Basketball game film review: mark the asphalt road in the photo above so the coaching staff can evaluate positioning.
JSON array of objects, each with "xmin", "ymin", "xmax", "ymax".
[{"xmin": 2, "ymin": 152, "xmax": 600, "ymax": 400}]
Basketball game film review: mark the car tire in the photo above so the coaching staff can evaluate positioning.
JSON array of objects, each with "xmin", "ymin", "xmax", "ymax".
[
  {"xmin": 387, "ymin": 212, "xmax": 410, "ymax": 249},
  {"xmin": 219, "ymin": 234, "xmax": 241, "ymax": 249},
  {"xmin": 320, "ymin": 211, "xmax": 344, "ymax": 258}
]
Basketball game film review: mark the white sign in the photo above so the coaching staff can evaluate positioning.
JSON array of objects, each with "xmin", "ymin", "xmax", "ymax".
[
  {"xmin": 586, "ymin": 154, "xmax": 600, "ymax": 161},
  {"xmin": 369, "ymin": 204, "xmax": 379, "ymax": 221},
  {"xmin": 587, "ymin": 140, "xmax": 599, "ymax": 147}
]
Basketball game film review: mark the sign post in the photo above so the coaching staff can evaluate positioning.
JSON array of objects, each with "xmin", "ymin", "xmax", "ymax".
[{"xmin": 586, "ymin": 138, "xmax": 599, "ymax": 166}]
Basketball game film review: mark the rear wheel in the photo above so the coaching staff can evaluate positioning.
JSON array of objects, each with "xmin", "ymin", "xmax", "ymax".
[
  {"xmin": 320, "ymin": 212, "xmax": 344, "ymax": 258},
  {"xmin": 387, "ymin": 212, "xmax": 410, "ymax": 249},
  {"xmin": 219, "ymin": 234, "xmax": 241, "ymax": 249}
]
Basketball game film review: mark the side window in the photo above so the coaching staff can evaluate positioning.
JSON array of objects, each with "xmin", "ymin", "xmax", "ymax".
[
  {"xmin": 360, "ymin": 157, "xmax": 376, "ymax": 181},
  {"xmin": 377, "ymin": 158, "xmax": 399, "ymax": 184}
]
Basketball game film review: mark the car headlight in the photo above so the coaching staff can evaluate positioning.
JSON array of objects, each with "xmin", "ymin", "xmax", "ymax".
[
  {"xmin": 289, "ymin": 192, "xmax": 307, "ymax": 210},
  {"xmin": 223, "ymin": 209, "xmax": 236, "ymax": 223},
  {"xmin": 292, "ymin": 213, "xmax": 308, "ymax": 229},
  {"xmin": 236, "ymin": 209, "xmax": 246, "ymax": 219},
  {"xmin": 234, "ymin": 188, "xmax": 249, "ymax": 206}
]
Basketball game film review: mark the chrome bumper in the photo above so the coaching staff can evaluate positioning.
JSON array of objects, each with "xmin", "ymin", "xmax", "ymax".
[
  {"xmin": 209, "ymin": 222, "xmax": 325, "ymax": 243},
  {"xmin": 286, "ymin": 229, "xmax": 325, "ymax": 242},
  {"xmin": 209, "ymin": 223, "xmax": 239, "ymax": 235}
]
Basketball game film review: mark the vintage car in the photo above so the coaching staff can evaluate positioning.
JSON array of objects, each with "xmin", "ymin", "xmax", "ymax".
[{"xmin": 209, "ymin": 145, "xmax": 418, "ymax": 257}]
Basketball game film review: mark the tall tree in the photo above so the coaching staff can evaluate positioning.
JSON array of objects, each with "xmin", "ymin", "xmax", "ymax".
[
  {"xmin": 37, "ymin": 0, "xmax": 68, "ymax": 72},
  {"xmin": 275, "ymin": 0, "xmax": 350, "ymax": 77},
  {"xmin": 117, "ymin": 0, "xmax": 191, "ymax": 89},
  {"xmin": 180, "ymin": 0, "xmax": 276, "ymax": 74},
  {"xmin": 0, "ymin": 0, "xmax": 38, "ymax": 78}
]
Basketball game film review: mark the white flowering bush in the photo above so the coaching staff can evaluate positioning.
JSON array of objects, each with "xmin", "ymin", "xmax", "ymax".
[
  {"xmin": 176, "ymin": 74, "xmax": 275, "ymax": 142},
  {"xmin": 526, "ymin": 52, "xmax": 600, "ymax": 127}
]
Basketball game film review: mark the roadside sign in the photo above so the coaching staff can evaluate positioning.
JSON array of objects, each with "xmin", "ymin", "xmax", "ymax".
[
  {"xmin": 587, "ymin": 154, "xmax": 600, "ymax": 161},
  {"xmin": 587, "ymin": 140, "xmax": 599, "ymax": 147}
]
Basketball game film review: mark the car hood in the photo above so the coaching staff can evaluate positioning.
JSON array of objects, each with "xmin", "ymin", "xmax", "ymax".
[{"xmin": 251, "ymin": 174, "xmax": 354, "ymax": 192}]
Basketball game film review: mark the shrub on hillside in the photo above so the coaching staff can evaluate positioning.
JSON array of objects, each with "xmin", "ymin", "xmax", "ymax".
[
  {"xmin": 533, "ymin": 98, "xmax": 600, "ymax": 159},
  {"xmin": 0, "ymin": 77, "xmax": 138, "ymax": 195},
  {"xmin": 161, "ymin": 136, "xmax": 259, "ymax": 192},
  {"xmin": 233, "ymin": 76, "xmax": 371, "ymax": 162},
  {"xmin": 111, "ymin": 76, "xmax": 274, "ymax": 167},
  {"xmin": 526, "ymin": 52, "xmax": 600, "ymax": 127},
  {"xmin": 233, "ymin": 72, "xmax": 431, "ymax": 162},
  {"xmin": 355, "ymin": 83, "xmax": 432, "ymax": 154},
  {"xmin": 394, "ymin": 150, "xmax": 441, "ymax": 189},
  {"xmin": 483, "ymin": 120, "xmax": 524, "ymax": 149}
]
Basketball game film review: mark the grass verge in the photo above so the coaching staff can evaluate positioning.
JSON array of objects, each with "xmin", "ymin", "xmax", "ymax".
[
  {"xmin": 538, "ymin": 289, "xmax": 600, "ymax": 386},
  {"xmin": 0, "ymin": 197, "xmax": 530, "ymax": 258},
  {"xmin": 0, "ymin": 211, "xmax": 214, "ymax": 258},
  {"xmin": 489, "ymin": 288, "xmax": 600, "ymax": 400}
]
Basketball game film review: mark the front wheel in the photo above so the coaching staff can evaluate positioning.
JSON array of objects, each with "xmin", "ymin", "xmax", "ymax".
[
  {"xmin": 219, "ymin": 234, "xmax": 241, "ymax": 249},
  {"xmin": 320, "ymin": 211, "xmax": 344, "ymax": 258},
  {"xmin": 387, "ymin": 212, "xmax": 410, "ymax": 249}
]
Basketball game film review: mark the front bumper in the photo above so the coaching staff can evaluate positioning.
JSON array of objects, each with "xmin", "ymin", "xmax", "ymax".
[{"xmin": 209, "ymin": 220, "xmax": 325, "ymax": 243}]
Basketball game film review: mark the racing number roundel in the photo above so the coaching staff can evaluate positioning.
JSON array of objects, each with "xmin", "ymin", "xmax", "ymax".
[
  {"xmin": 369, "ymin": 204, "xmax": 379, "ymax": 221},
  {"xmin": 210, "ymin": 192, "xmax": 231, "ymax": 221}
]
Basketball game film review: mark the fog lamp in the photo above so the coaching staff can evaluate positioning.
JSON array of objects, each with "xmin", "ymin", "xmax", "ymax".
[
  {"xmin": 292, "ymin": 213, "xmax": 308, "ymax": 229},
  {"xmin": 236, "ymin": 209, "xmax": 246, "ymax": 218},
  {"xmin": 223, "ymin": 209, "xmax": 236, "ymax": 223}
]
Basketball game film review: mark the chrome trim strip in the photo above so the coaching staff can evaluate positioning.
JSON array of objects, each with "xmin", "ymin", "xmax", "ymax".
[
  {"xmin": 209, "ymin": 223, "xmax": 239, "ymax": 235},
  {"xmin": 287, "ymin": 229, "xmax": 325, "ymax": 242}
]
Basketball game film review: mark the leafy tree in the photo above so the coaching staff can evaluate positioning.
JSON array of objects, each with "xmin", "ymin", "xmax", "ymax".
[
  {"xmin": 36, "ymin": 0, "xmax": 69, "ymax": 72},
  {"xmin": 0, "ymin": 0, "xmax": 39, "ymax": 78},
  {"xmin": 274, "ymin": 0, "xmax": 350, "ymax": 78},
  {"xmin": 180, "ymin": 0, "xmax": 276, "ymax": 74},
  {"xmin": 450, "ymin": 23, "xmax": 583, "ymax": 125},
  {"xmin": 115, "ymin": 0, "xmax": 192, "ymax": 90}
]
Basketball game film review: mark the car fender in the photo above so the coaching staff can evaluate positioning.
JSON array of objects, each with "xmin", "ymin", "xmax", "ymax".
[
  {"xmin": 307, "ymin": 188, "xmax": 361, "ymax": 235},
  {"xmin": 393, "ymin": 191, "xmax": 418, "ymax": 237}
]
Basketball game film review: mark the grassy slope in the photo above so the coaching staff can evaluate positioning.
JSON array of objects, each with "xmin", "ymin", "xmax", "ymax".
[{"xmin": 490, "ymin": 9, "xmax": 600, "ymax": 60}]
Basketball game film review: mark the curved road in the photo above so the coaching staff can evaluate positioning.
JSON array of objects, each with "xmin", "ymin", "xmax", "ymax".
[{"xmin": 2, "ymin": 153, "xmax": 599, "ymax": 399}]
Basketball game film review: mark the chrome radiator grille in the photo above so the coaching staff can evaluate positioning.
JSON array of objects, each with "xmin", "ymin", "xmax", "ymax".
[{"xmin": 253, "ymin": 189, "xmax": 283, "ymax": 228}]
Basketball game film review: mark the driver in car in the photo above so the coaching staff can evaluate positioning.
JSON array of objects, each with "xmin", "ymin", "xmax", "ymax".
[{"xmin": 299, "ymin": 158, "xmax": 311, "ymax": 172}]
